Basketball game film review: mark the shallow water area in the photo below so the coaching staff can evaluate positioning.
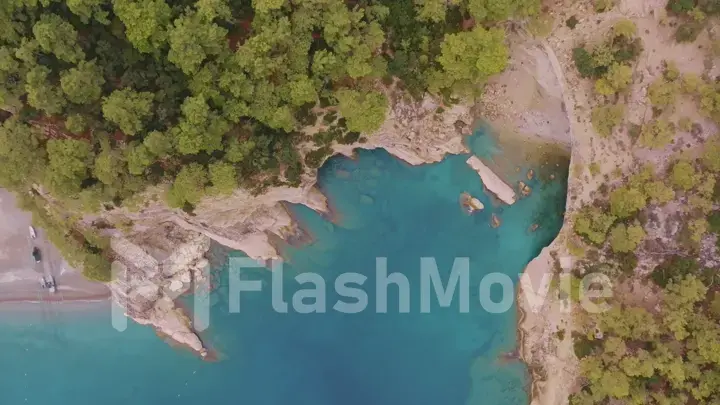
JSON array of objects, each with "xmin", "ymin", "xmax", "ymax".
[{"xmin": 0, "ymin": 130, "xmax": 568, "ymax": 405}]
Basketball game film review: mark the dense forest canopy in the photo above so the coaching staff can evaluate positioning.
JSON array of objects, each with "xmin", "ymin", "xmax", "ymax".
[{"xmin": 0, "ymin": 0, "xmax": 536, "ymax": 280}]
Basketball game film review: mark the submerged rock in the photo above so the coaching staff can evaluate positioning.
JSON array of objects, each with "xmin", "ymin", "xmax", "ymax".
[
  {"xmin": 360, "ymin": 194, "xmax": 374, "ymax": 204},
  {"xmin": 529, "ymin": 223, "xmax": 540, "ymax": 232},
  {"xmin": 491, "ymin": 213, "xmax": 502, "ymax": 228}
]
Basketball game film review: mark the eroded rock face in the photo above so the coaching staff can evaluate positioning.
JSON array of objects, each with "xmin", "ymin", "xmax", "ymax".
[{"xmin": 109, "ymin": 228, "xmax": 211, "ymax": 356}]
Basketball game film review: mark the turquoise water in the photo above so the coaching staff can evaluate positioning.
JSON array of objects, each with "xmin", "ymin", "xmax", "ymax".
[{"xmin": 0, "ymin": 134, "xmax": 567, "ymax": 405}]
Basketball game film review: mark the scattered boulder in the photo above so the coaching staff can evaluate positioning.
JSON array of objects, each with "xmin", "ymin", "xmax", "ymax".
[
  {"xmin": 518, "ymin": 181, "xmax": 533, "ymax": 197},
  {"xmin": 460, "ymin": 192, "xmax": 484, "ymax": 212},
  {"xmin": 527, "ymin": 169, "xmax": 535, "ymax": 180}
]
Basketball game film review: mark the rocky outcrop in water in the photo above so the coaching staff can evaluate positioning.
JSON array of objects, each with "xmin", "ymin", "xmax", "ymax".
[
  {"xmin": 109, "ymin": 225, "xmax": 211, "ymax": 356},
  {"xmin": 466, "ymin": 156, "xmax": 517, "ymax": 205}
]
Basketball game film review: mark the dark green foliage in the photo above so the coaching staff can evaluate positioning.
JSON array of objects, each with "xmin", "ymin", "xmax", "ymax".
[
  {"xmin": 0, "ymin": 0, "xmax": 530, "ymax": 283},
  {"xmin": 615, "ymin": 252, "xmax": 638, "ymax": 275},
  {"xmin": 572, "ymin": 47, "xmax": 598, "ymax": 78},
  {"xmin": 667, "ymin": 0, "xmax": 696, "ymax": 14},
  {"xmin": 611, "ymin": 37, "xmax": 643, "ymax": 64},
  {"xmin": 649, "ymin": 255, "xmax": 701, "ymax": 287},
  {"xmin": 304, "ymin": 147, "xmax": 332, "ymax": 169},
  {"xmin": 709, "ymin": 211, "xmax": 720, "ymax": 233},
  {"xmin": 573, "ymin": 333, "xmax": 602, "ymax": 359},
  {"xmin": 675, "ymin": 22, "xmax": 704, "ymax": 43}
]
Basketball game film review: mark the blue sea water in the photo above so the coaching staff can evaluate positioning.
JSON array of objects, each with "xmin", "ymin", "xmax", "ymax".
[{"xmin": 0, "ymin": 132, "xmax": 567, "ymax": 405}]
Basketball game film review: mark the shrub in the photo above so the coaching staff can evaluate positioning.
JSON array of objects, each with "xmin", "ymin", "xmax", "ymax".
[
  {"xmin": 649, "ymin": 255, "xmax": 699, "ymax": 287},
  {"xmin": 643, "ymin": 181, "xmax": 675, "ymax": 204},
  {"xmin": 595, "ymin": 0, "xmax": 615, "ymax": 12},
  {"xmin": 574, "ymin": 207, "xmax": 617, "ymax": 244},
  {"xmin": 682, "ymin": 73, "xmax": 702, "ymax": 93},
  {"xmin": 670, "ymin": 160, "xmax": 700, "ymax": 190},
  {"xmin": 527, "ymin": 14, "xmax": 554, "ymax": 38},
  {"xmin": 688, "ymin": 217, "xmax": 708, "ymax": 242},
  {"xmin": 675, "ymin": 22, "xmax": 704, "ymax": 43},
  {"xmin": 573, "ymin": 47, "xmax": 597, "ymax": 78},
  {"xmin": 639, "ymin": 119, "xmax": 674, "ymax": 148},
  {"xmin": 591, "ymin": 104, "xmax": 625, "ymax": 137},
  {"xmin": 566, "ymin": 16, "xmax": 579, "ymax": 29},
  {"xmin": 667, "ymin": 0, "xmax": 695, "ymax": 14},
  {"xmin": 702, "ymin": 139, "xmax": 720, "ymax": 172},
  {"xmin": 609, "ymin": 223, "xmax": 646, "ymax": 252},
  {"xmin": 595, "ymin": 63, "xmax": 633, "ymax": 96},
  {"xmin": 65, "ymin": 114, "xmax": 87, "ymax": 134},
  {"xmin": 700, "ymin": 83, "xmax": 720, "ymax": 122},
  {"xmin": 610, "ymin": 186, "xmax": 647, "ymax": 218},
  {"xmin": 648, "ymin": 78, "xmax": 679, "ymax": 109},
  {"xmin": 612, "ymin": 37, "xmax": 644, "ymax": 64},
  {"xmin": 613, "ymin": 19, "xmax": 637, "ymax": 39},
  {"xmin": 304, "ymin": 146, "xmax": 331, "ymax": 168},
  {"xmin": 709, "ymin": 211, "xmax": 720, "ymax": 233}
]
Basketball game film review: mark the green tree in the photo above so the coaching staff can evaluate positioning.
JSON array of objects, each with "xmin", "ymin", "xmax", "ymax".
[
  {"xmin": 102, "ymin": 89, "xmax": 154, "ymax": 135},
  {"xmin": 168, "ymin": 163, "xmax": 208, "ymax": 207},
  {"xmin": 93, "ymin": 149, "xmax": 127, "ymax": 191},
  {"xmin": 644, "ymin": 181, "xmax": 675, "ymax": 204},
  {"xmin": 60, "ymin": 60, "xmax": 106, "ymax": 105},
  {"xmin": 125, "ymin": 143, "xmax": 154, "ymax": 175},
  {"xmin": 208, "ymin": 161, "xmax": 237, "ymax": 195},
  {"xmin": 415, "ymin": 0, "xmax": 447, "ymax": 22},
  {"xmin": 167, "ymin": 10, "xmax": 227, "ymax": 75},
  {"xmin": 32, "ymin": 13, "xmax": 85, "ymax": 63},
  {"xmin": 67, "ymin": 0, "xmax": 110, "ymax": 24},
  {"xmin": 434, "ymin": 26, "xmax": 509, "ymax": 95},
  {"xmin": 663, "ymin": 275, "xmax": 707, "ymax": 340},
  {"xmin": 0, "ymin": 119, "xmax": 46, "ymax": 189},
  {"xmin": 252, "ymin": 0, "xmax": 285, "ymax": 13},
  {"xmin": 25, "ymin": 65, "xmax": 66, "ymax": 114},
  {"xmin": 113, "ymin": 0, "xmax": 172, "ymax": 53},
  {"xmin": 574, "ymin": 207, "xmax": 617, "ymax": 244},
  {"xmin": 65, "ymin": 114, "xmax": 88, "ymax": 134},
  {"xmin": 336, "ymin": 89, "xmax": 388, "ymax": 133},
  {"xmin": 144, "ymin": 130, "xmax": 172, "ymax": 157},
  {"xmin": 45, "ymin": 139, "xmax": 93, "ymax": 197}
]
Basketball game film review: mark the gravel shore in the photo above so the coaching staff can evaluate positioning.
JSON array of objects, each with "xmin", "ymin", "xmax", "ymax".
[{"xmin": 0, "ymin": 189, "xmax": 110, "ymax": 304}]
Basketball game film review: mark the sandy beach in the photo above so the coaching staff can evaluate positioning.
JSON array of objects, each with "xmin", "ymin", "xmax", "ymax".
[{"xmin": 0, "ymin": 189, "xmax": 110, "ymax": 305}]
